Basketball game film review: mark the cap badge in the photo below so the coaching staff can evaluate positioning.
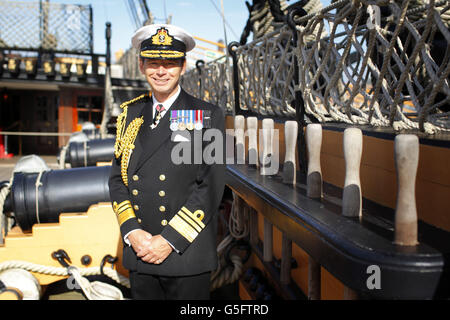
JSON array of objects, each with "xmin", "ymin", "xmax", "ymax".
[{"xmin": 152, "ymin": 27, "xmax": 173, "ymax": 46}]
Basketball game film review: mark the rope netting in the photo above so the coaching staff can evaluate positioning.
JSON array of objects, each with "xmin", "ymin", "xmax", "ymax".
[
  {"xmin": 181, "ymin": 57, "xmax": 234, "ymax": 113},
  {"xmin": 0, "ymin": 1, "xmax": 93, "ymax": 53},
  {"xmin": 182, "ymin": 0, "xmax": 450, "ymax": 134}
]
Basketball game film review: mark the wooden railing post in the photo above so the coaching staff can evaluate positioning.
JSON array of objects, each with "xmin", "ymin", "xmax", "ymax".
[
  {"xmin": 308, "ymin": 257, "xmax": 321, "ymax": 300},
  {"xmin": 249, "ymin": 207, "xmax": 259, "ymax": 247},
  {"xmin": 263, "ymin": 218, "xmax": 273, "ymax": 262},
  {"xmin": 280, "ymin": 233, "xmax": 292, "ymax": 285}
]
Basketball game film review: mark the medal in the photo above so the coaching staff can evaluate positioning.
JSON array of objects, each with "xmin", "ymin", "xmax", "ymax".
[
  {"xmin": 186, "ymin": 110, "xmax": 194, "ymax": 130},
  {"xmin": 170, "ymin": 122, "xmax": 179, "ymax": 131},
  {"xmin": 195, "ymin": 122, "xmax": 203, "ymax": 130},
  {"xmin": 194, "ymin": 110, "xmax": 203, "ymax": 130},
  {"xmin": 178, "ymin": 110, "xmax": 186, "ymax": 130},
  {"xmin": 170, "ymin": 110, "xmax": 178, "ymax": 131}
]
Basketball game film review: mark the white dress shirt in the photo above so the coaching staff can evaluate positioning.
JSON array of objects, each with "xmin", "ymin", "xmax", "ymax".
[{"xmin": 151, "ymin": 85, "xmax": 181, "ymax": 120}]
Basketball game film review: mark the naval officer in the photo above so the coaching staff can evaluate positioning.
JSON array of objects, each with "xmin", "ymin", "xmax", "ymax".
[{"xmin": 108, "ymin": 24, "xmax": 226, "ymax": 300}]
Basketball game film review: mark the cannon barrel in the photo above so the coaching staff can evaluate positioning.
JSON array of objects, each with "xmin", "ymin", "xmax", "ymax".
[
  {"xmin": 4, "ymin": 166, "xmax": 112, "ymax": 231},
  {"xmin": 65, "ymin": 138, "xmax": 115, "ymax": 168}
]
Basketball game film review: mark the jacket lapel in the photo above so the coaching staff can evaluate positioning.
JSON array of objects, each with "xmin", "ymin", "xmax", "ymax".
[{"xmin": 133, "ymin": 89, "xmax": 191, "ymax": 173}]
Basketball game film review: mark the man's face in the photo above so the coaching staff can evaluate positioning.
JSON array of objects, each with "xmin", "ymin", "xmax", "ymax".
[{"xmin": 139, "ymin": 58, "xmax": 186, "ymax": 101}]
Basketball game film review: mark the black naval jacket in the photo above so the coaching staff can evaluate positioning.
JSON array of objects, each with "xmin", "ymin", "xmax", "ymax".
[{"xmin": 109, "ymin": 88, "xmax": 225, "ymax": 277}]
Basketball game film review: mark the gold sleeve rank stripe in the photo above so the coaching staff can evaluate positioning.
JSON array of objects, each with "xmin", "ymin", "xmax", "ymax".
[
  {"xmin": 169, "ymin": 215, "xmax": 198, "ymax": 243},
  {"xmin": 116, "ymin": 201, "xmax": 130, "ymax": 212},
  {"xmin": 180, "ymin": 207, "xmax": 205, "ymax": 228},
  {"xmin": 177, "ymin": 210, "xmax": 202, "ymax": 233},
  {"xmin": 168, "ymin": 207, "xmax": 206, "ymax": 243},
  {"xmin": 113, "ymin": 200, "xmax": 137, "ymax": 226}
]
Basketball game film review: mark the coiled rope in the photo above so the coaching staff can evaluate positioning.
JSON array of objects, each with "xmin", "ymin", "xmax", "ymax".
[
  {"xmin": 210, "ymin": 192, "xmax": 250, "ymax": 291},
  {"xmin": 0, "ymin": 260, "xmax": 130, "ymax": 300}
]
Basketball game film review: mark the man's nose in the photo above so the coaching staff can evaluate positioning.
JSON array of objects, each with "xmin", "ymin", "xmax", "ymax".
[{"xmin": 157, "ymin": 65, "xmax": 167, "ymax": 74}]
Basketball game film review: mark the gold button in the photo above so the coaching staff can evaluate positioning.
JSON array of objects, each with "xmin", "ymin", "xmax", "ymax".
[
  {"xmin": 134, "ymin": 205, "xmax": 139, "ymax": 211},
  {"xmin": 159, "ymin": 174, "xmax": 166, "ymax": 181},
  {"xmin": 132, "ymin": 175, "xmax": 139, "ymax": 181},
  {"xmin": 137, "ymin": 218, "xmax": 142, "ymax": 223},
  {"xmin": 159, "ymin": 190, "xmax": 165, "ymax": 197},
  {"xmin": 161, "ymin": 219, "xmax": 168, "ymax": 226},
  {"xmin": 159, "ymin": 206, "xmax": 166, "ymax": 212},
  {"xmin": 132, "ymin": 189, "xmax": 138, "ymax": 196}
]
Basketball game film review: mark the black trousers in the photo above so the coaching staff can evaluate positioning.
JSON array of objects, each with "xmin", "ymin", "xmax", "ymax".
[{"xmin": 129, "ymin": 271, "xmax": 211, "ymax": 300}]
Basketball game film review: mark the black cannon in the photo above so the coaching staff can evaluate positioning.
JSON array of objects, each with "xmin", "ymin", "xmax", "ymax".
[
  {"xmin": 62, "ymin": 138, "xmax": 115, "ymax": 168},
  {"xmin": 3, "ymin": 165, "xmax": 111, "ymax": 231}
]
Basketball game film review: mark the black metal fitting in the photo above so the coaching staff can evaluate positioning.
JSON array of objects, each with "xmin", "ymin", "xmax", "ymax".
[
  {"xmin": 286, "ymin": 6, "xmax": 308, "ymax": 44},
  {"xmin": 81, "ymin": 255, "xmax": 92, "ymax": 266},
  {"xmin": 285, "ymin": 5, "xmax": 309, "ymax": 176},
  {"xmin": 227, "ymin": 41, "xmax": 243, "ymax": 115},
  {"xmin": 195, "ymin": 59, "xmax": 205, "ymax": 70},
  {"xmin": 195, "ymin": 60, "xmax": 205, "ymax": 99},
  {"xmin": 100, "ymin": 254, "xmax": 118, "ymax": 276},
  {"xmin": 51, "ymin": 249, "xmax": 72, "ymax": 269},
  {"xmin": 105, "ymin": 22, "xmax": 111, "ymax": 67}
]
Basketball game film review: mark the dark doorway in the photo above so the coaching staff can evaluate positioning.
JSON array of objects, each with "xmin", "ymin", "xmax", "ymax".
[{"xmin": 0, "ymin": 89, "xmax": 59, "ymax": 155}]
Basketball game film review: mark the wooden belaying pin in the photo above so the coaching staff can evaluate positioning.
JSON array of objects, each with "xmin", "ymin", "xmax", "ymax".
[
  {"xmin": 394, "ymin": 134, "xmax": 419, "ymax": 246},
  {"xmin": 282, "ymin": 121, "xmax": 298, "ymax": 185},
  {"xmin": 247, "ymin": 117, "xmax": 259, "ymax": 167},
  {"xmin": 306, "ymin": 124, "xmax": 322, "ymax": 199},
  {"xmin": 342, "ymin": 128, "xmax": 362, "ymax": 217},
  {"xmin": 234, "ymin": 115, "xmax": 245, "ymax": 164},
  {"xmin": 260, "ymin": 118, "xmax": 275, "ymax": 175}
]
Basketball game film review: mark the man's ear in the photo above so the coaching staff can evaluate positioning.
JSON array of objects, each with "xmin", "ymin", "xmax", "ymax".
[
  {"xmin": 139, "ymin": 58, "xmax": 145, "ymax": 74},
  {"xmin": 180, "ymin": 59, "xmax": 187, "ymax": 76}
]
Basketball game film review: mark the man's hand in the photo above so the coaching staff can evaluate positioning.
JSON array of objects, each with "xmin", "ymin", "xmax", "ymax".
[
  {"xmin": 127, "ymin": 229, "xmax": 153, "ymax": 257},
  {"xmin": 139, "ymin": 235, "xmax": 173, "ymax": 264}
]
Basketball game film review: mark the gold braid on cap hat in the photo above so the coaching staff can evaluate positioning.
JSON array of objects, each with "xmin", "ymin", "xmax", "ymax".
[{"xmin": 114, "ymin": 92, "xmax": 151, "ymax": 186}]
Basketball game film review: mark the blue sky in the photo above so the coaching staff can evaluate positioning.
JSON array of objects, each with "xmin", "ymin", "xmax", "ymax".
[
  {"xmin": 14, "ymin": 0, "xmax": 249, "ymax": 61},
  {"xmin": 103, "ymin": 0, "xmax": 250, "ymax": 62},
  {"xmin": 16, "ymin": 0, "xmax": 250, "ymax": 61},
  {"xmin": 15, "ymin": 0, "xmax": 332, "ymax": 63}
]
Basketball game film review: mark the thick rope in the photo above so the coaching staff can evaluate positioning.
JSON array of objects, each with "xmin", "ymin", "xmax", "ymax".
[
  {"xmin": 210, "ymin": 192, "xmax": 250, "ymax": 290},
  {"xmin": 67, "ymin": 266, "xmax": 124, "ymax": 300},
  {"xmin": 0, "ymin": 260, "xmax": 130, "ymax": 289}
]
